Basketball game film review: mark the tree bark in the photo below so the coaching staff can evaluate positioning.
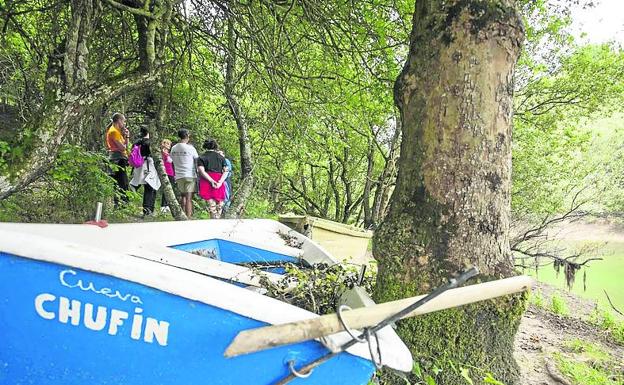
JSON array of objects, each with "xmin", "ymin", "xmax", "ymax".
[
  {"xmin": 338, "ymin": 147, "xmax": 353, "ymax": 223},
  {"xmin": 224, "ymin": 15, "xmax": 254, "ymax": 218},
  {"xmin": 371, "ymin": 117, "xmax": 401, "ymax": 227},
  {"xmin": 373, "ymin": 1, "xmax": 524, "ymax": 384},
  {"xmin": 137, "ymin": 0, "xmax": 187, "ymax": 220},
  {"xmin": 64, "ymin": 0, "xmax": 96, "ymax": 90},
  {"xmin": 362, "ymin": 137, "xmax": 375, "ymax": 227}
]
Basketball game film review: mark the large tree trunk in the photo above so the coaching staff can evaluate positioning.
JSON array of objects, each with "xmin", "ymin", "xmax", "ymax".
[{"xmin": 373, "ymin": 1, "xmax": 524, "ymax": 384}]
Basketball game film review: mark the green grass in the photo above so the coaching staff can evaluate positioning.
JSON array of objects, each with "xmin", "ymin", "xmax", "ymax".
[
  {"xmin": 525, "ymin": 240, "xmax": 624, "ymax": 311},
  {"xmin": 529, "ymin": 289, "xmax": 544, "ymax": 307},
  {"xmin": 589, "ymin": 309, "xmax": 624, "ymax": 345},
  {"xmin": 554, "ymin": 339, "xmax": 623, "ymax": 385},
  {"xmin": 550, "ymin": 292, "xmax": 569, "ymax": 315},
  {"xmin": 555, "ymin": 354, "xmax": 622, "ymax": 385},
  {"xmin": 564, "ymin": 339, "xmax": 610, "ymax": 361}
]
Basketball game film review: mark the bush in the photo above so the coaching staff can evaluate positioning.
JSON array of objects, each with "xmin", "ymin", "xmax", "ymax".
[
  {"xmin": 590, "ymin": 309, "xmax": 624, "ymax": 345},
  {"xmin": 0, "ymin": 145, "xmax": 117, "ymax": 223}
]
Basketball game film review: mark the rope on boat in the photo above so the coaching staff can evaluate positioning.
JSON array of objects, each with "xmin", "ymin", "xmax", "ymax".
[
  {"xmin": 364, "ymin": 327, "xmax": 383, "ymax": 370},
  {"xmin": 275, "ymin": 267, "xmax": 480, "ymax": 385}
]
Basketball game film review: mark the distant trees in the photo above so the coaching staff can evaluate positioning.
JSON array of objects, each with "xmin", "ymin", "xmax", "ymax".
[
  {"xmin": 0, "ymin": 0, "xmax": 169, "ymax": 200},
  {"xmin": 0, "ymin": 0, "xmax": 411, "ymax": 222},
  {"xmin": 511, "ymin": 3, "xmax": 624, "ymax": 279}
]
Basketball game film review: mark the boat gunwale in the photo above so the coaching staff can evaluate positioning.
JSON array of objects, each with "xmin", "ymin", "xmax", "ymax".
[{"xmin": 278, "ymin": 215, "xmax": 373, "ymax": 239}]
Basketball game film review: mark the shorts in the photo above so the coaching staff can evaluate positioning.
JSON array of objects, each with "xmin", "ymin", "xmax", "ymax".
[{"xmin": 176, "ymin": 177, "xmax": 196, "ymax": 193}]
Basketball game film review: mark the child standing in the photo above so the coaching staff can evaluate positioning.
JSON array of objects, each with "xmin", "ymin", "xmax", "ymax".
[{"xmin": 160, "ymin": 139, "xmax": 176, "ymax": 213}]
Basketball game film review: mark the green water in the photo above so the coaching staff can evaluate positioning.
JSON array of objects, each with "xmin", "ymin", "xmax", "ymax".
[{"xmin": 523, "ymin": 241, "xmax": 624, "ymax": 311}]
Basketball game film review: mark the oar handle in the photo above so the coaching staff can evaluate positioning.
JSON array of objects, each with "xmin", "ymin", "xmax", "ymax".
[{"xmin": 224, "ymin": 274, "xmax": 533, "ymax": 358}]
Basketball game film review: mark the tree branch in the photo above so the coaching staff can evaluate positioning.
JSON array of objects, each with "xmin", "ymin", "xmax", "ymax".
[
  {"xmin": 104, "ymin": 0, "xmax": 156, "ymax": 18},
  {"xmin": 604, "ymin": 290, "xmax": 624, "ymax": 317}
]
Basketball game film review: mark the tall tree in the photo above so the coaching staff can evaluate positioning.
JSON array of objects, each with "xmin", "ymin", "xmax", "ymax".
[{"xmin": 374, "ymin": 1, "xmax": 525, "ymax": 384}]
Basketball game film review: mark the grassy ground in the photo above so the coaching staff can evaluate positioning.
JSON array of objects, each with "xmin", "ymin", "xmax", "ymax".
[
  {"xmin": 555, "ymin": 338, "xmax": 623, "ymax": 385},
  {"xmin": 524, "ymin": 240, "xmax": 624, "ymax": 312},
  {"xmin": 516, "ymin": 284, "xmax": 624, "ymax": 385}
]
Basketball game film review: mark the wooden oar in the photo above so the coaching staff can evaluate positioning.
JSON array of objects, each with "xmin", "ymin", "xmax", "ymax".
[{"xmin": 224, "ymin": 275, "xmax": 533, "ymax": 358}]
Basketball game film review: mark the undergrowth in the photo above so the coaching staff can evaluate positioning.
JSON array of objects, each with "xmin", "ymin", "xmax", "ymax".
[
  {"xmin": 589, "ymin": 309, "xmax": 624, "ymax": 345},
  {"xmin": 550, "ymin": 292, "xmax": 569, "ymax": 316},
  {"xmin": 555, "ymin": 339, "xmax": 623, "ymax": 385},
  {"xmin": 257, "ymin": 261, "xmax": 377, "ymax": 315}
]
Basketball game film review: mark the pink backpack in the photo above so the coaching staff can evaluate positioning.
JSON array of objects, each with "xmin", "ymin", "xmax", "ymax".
[{"xmin": 128, "ymin": 144, "xmax": 144, "ymax": 168}]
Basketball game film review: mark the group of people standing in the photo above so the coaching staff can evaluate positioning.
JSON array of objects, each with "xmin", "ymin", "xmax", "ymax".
[{"xmin": 105, "ymin": 113, "xmax": 232, "ymax": 219}]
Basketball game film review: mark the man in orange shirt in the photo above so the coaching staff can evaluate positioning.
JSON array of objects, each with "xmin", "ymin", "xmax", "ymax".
[{"xmin": 106, "ymin": 113, "xmax": 130, "ymax": 206}]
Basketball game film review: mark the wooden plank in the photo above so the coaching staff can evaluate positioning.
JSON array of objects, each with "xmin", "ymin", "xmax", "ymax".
[{"xmin": 224, "ymin": 275, "xmax": 533, "ymax": 357}]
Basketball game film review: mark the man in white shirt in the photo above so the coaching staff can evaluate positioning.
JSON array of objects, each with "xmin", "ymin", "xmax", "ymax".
[{"xmin": 170, "ymin": 129, "xmax": 199, "ymax": 218}]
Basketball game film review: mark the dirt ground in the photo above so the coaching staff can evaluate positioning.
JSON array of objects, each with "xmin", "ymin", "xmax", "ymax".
[{"xmin": 514, "ymin": 282, "xmax": 624, "ymax": 384}]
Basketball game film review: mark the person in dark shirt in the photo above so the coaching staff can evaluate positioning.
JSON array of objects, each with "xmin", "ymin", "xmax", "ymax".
[
  {"xmin": 197, "ymin": 139, "xmax": 229, "ymax": 219},
  {"xmin": 130, "ymin": 126, "xmax": 161, "ymax": 217},
  {"xmin": 217, "ymin": 149, "xmax": 233, "ymax": 214}
]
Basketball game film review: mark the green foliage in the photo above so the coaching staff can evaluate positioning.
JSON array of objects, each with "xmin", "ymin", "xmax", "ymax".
[
  {"xmin": 589, "ymin": 114, "xmax": 624, "ymax": 213},
  {"xmin": 482, "ymin": 373, "xmax": 505, "ymax": 385},
  {"xmin": 0, "ymin": 145, "xmax": 116, "ymax": 223},
  {"xmin": 258, "ymin": 262, "xmax": 376, "ymax": 315},
  {"xmin": 513, "ymin": 43, "xmax": 624, "ymax": 217},
  {"xmin": 0, "ymin": 140, "xmax": 9, "ymax": 174},
  {"xmin": 554, "ymin": 350, "xmax": 623, "ymax": 385},
  {"xmin": 239, "ymin": 196, "xmax": 275, "ymax": 220},
  {"xmin": 529, "ymin": 289, "xmax": 544, "ymax": 308},
  {"xmin": 550, "ymin": 292, "xmax": 569, "ymax": 316},
  {"xmin": 564, "ymin": 339, "xmax": 610, "ymax": 362},
  {"xmin": 589, "ymin": 309, "xmax": 624, "ymax": 345},
  {"xmin": 510, "ymin": 0, "xmax": 624, "ymax": 219}
]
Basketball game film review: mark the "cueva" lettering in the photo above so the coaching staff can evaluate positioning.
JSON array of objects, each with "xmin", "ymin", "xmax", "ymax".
[{"xmin": 59, "ymin": 270, "xmax": 143, "ymax": 305}]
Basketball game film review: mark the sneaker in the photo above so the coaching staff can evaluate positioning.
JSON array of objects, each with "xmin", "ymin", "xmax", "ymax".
[
  {"xmin": 160, "ymin": 206, "xmax": 170, "ymax": 214},
  {"xmin": 142, "ymin": 209, "xmax": 156, "ymax": 217}
]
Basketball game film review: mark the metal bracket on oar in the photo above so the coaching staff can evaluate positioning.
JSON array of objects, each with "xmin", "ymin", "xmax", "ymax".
[{"xmin": 224, "ymin": 269, "xmax": 534, "ymax": 359}]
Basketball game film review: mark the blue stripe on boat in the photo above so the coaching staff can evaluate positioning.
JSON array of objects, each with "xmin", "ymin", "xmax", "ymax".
[
  {"xmin": 170, "ymin": 239, "xmax": 300, "ymax": 265},
  {"xmin": 0, "ymin": 252, "xmax": 374, "ymax": 384}
]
